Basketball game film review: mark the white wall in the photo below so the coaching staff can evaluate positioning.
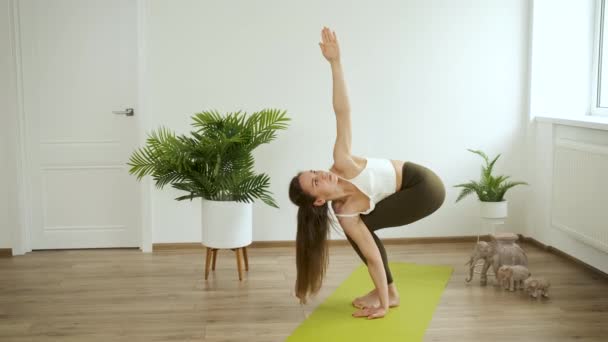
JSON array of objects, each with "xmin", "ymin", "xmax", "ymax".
[
  {"xmin": 145, "ymin": 0, "xmax": 531, "ymax": 243},
  {"xmin": 529, "ymin": 0, "xmax": 596, "ymax": 119},
  {"xmin": 526, "ymin": 0, "xmax": 608, "ymax": 273},
  {"xmin": 0, "ymin": 0, "xmax": 18, "ymax": 250}
]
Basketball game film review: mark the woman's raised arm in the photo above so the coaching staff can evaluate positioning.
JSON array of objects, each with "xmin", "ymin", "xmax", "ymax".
[{"xmin": 319, "ymin": 27, "xmax": 352, "ymax": 166}]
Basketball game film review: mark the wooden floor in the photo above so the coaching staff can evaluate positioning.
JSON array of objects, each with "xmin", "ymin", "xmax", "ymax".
[{"xmin": 1, "ymin": 241, "xmax": 607, "ymax": 341}]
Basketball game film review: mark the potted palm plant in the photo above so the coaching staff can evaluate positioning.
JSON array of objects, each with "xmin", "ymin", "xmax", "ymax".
[
  {"xmin": 128, "ymin": 109, "xmax": 290, "ymax": 250},
  {"xmin": 454, "ymin": 149, "xmax": 528, "ymax": 219}
]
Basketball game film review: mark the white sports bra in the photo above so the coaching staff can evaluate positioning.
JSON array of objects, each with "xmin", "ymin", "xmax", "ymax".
[{"xmin": 330, "ymin": 158, "xmax": 397, "ymax": 218}]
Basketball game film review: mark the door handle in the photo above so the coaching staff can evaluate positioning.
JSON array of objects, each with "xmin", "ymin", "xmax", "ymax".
[{"xmin": 112, "ymin": 108, "xmax": 134, "ymax": 116}]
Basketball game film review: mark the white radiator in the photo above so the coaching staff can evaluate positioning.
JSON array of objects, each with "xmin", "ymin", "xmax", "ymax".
[{"xmin": 551, "ymin": 137, "xmax": 608, "ymax": 253}]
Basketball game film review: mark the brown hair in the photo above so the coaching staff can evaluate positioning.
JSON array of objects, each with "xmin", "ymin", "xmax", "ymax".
[{"xmin": 288, "ymin": 172, "xmax": 331, "ymax": 304}]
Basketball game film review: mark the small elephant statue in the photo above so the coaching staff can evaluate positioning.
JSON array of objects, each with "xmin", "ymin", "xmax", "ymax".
[
  {"xmin": 465, "ymin": 241, "xmax": 494, "ymax": 285},
  {"xmin": 524, "ymin": 277, "xmax": 551, "ymax": 298},
  {"xmin": 496, "ymin": 265, "xmax": 531, "ymax": 291},
  {"xmin": 465, "ymin": 234, "xmax": 528, "ymax": 286}
]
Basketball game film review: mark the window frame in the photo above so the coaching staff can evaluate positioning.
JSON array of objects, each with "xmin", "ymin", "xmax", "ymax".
[{"xmin": 591, "ymin": 0, "xmax": 608, "ymax": 116}]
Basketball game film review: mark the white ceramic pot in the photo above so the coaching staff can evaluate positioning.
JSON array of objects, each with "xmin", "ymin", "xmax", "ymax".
[
  {"xmin": 201, "ymin": 199, "xmax": 252, "ymax": 249},
  {"xmin": 479, "ymin": 200, "xmax": 508, "ymax": 219}
]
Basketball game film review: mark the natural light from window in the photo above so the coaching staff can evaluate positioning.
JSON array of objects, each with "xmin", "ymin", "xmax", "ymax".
[{"xmin": 592, "ymin": 0, "xmax": 608, "ymax": 116}]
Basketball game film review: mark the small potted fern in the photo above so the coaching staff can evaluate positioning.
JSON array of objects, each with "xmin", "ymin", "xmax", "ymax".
[
  {"xmin": 454, "ymin": 149, "xmax": 528, "ymax": 219},
  {"xmin": 128, "ymin": 109, "xmax": 290, "ymax": 249}
]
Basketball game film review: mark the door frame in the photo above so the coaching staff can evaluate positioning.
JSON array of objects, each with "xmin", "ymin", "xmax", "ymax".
[{"xmin": 8, "ymin": 0, "xmax": 153, "ymax": 254}]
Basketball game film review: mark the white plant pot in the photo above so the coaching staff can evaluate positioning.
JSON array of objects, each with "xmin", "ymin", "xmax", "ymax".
[
  {"xmin": 479, "ymin": 200, "xmax": 508, "ymax": 219},
  {"xmin": 201, "ymin": 199, "xmax": 252, "ymax": 249}
]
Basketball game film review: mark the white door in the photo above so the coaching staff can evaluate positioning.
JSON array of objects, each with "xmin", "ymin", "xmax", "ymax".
[{"xmin": 18, "ymin": 0, "xmax": 140, "ymax": 249}]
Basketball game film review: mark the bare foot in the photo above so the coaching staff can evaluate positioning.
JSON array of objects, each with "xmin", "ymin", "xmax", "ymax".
[
  {"xmin": 352, "ymin": 289, "xmax": 376, "ymax": 308},
  {"xmin": 352, "ymin": 285, "xmax": 400, "ymax": 309}
]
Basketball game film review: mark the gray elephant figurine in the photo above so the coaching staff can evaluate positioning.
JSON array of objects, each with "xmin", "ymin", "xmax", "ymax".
[
  {"xmin": 524, "ymin": 277, "xmax": 551, "ymax": 298},
  {"xmin": 465, "ymin": 241, "xmax": 494, "ymax": 285},
  {"xmin": 465, "ymin": 234, "xmax": 529, "ymax": 286},
  {"xmin": 496, "ymin": 265, "xmax": 531, "ymax": 291}
]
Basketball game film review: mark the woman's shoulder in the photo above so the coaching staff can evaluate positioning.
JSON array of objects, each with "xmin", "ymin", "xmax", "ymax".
[
  {"xmin": 331, "ymin": 200, "xmax": 360, "ymax": 219},
  {"xmin": 330, "ymin": 155, "xmax": 366, "ymax": 179}
]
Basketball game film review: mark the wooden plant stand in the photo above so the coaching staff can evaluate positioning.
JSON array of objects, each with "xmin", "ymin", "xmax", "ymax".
[{"xmin": 204, "ymin": 246, "xmax": 249, "ymax": 281}]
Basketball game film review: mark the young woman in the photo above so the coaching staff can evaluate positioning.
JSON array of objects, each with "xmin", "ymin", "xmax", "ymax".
[{"xmin": 288, "ymin": 27, "xmax": 446, "ymax": 320}]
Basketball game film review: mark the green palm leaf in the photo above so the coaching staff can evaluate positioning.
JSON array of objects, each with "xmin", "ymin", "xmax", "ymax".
[
  {"xmin": 128, "ymin": 109, "xmax": 290, "ymax": 208},
  {"xmin": 454, "ymin": 149, "xmax": 528, "ymax": 202}
]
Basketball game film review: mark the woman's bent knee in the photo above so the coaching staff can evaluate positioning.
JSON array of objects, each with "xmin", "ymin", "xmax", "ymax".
[
  {"xmin": 424, "ymin": 173, "xmax": 446, "ymax": 215},
  {"xmin": 434, "ymin": 178, "xmax": 446, "ymax": 208}
]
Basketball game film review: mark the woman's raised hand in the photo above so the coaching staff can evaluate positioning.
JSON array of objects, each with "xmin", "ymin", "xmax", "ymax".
[{"xmin": 319, "ymin": 26, "xmax": 340, "ymax": 63}]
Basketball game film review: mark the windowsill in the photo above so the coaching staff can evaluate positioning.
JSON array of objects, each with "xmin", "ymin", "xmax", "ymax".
[{"xmin": 534, "ymin": 115, "xmax": 608, "ymax": 131}]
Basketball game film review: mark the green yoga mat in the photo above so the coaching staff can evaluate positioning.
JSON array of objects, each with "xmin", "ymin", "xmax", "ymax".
[{"xmin": 287, "ymin": 262, "xmax": 453, "ymax": 342}]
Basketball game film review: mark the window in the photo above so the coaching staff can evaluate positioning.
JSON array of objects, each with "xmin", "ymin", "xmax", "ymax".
[{"xmin": 592, "ymin": 0, "xmax": 608, "ymax": 116}]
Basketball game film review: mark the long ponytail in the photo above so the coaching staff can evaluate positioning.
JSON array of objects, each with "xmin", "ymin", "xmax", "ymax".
[{"xmin": 289, "ymin": 174, "xmax": 331, "ymax": 304}]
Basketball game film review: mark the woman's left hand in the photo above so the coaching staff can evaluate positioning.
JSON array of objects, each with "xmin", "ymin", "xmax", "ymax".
[
  {"xmin": 319, "ymin": 27, "xmax": 340, "ymax": 63},
  {"xmin": 352, "ymin": 306, "xmax": 387, "ymax": 319}
]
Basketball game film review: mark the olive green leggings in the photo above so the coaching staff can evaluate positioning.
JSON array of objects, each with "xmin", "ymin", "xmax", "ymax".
[{"xmin": 346, "ymin": 161, "xmax": 446, "ymax": 284}]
